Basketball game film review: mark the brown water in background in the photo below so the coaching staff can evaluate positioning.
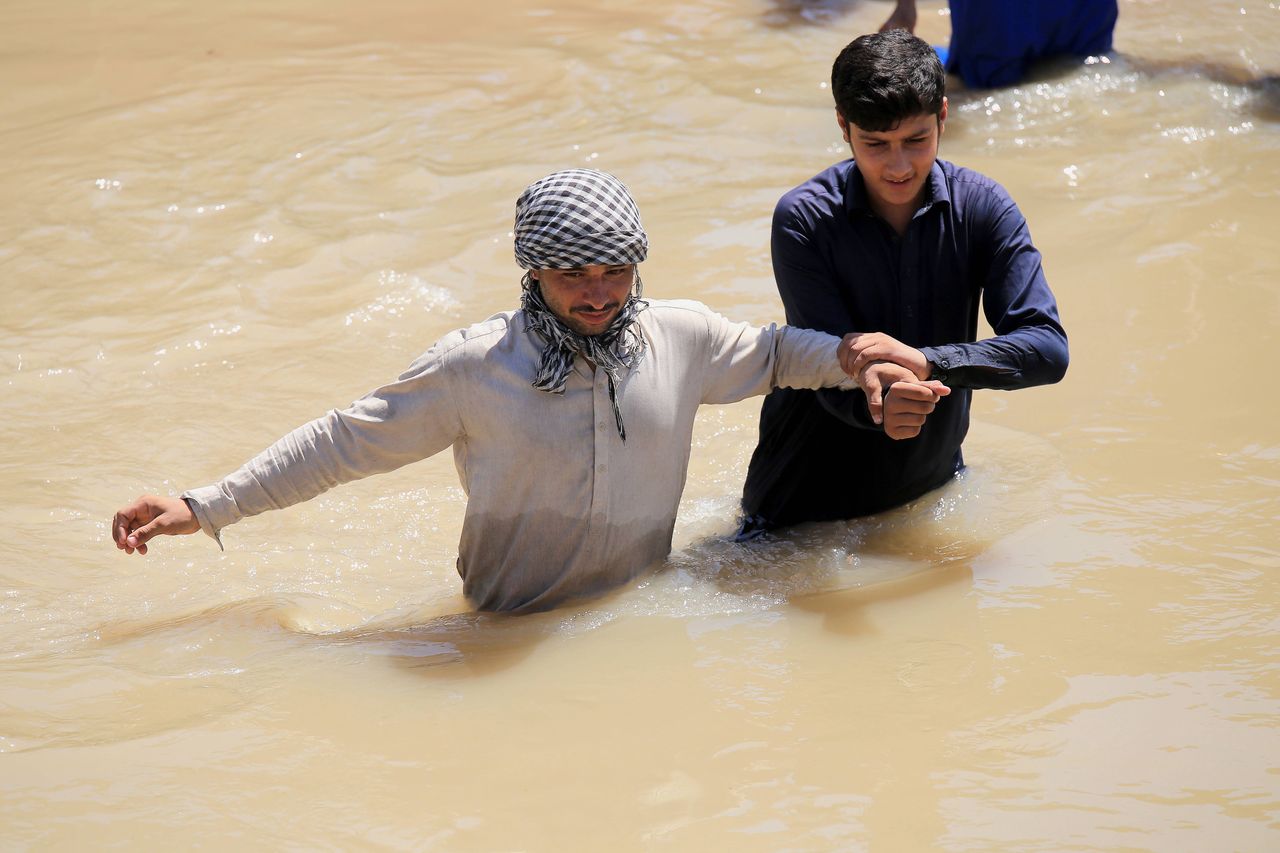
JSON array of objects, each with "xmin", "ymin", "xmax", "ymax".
[{"xmin": 2, "ymin": 0, "xmax": 1277, "ymax": 848}]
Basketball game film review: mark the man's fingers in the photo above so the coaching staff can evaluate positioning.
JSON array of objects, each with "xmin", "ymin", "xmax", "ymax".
[
  {"xmin": 889, "ymin": 411, "xmax": 929, "ymax": 427},
  {"xmin": 850, "ymin": 335, "xmax": 927, "ymax": 380},
  {"xmin": 866, "ymin": 380, "xmax": 886, "ymax": 425},
  {"xmin": 862, "ymin": 363, "xmax": 928, "ymax": 427},
  {"xmin": 122, "ymin": 511, "xmax": 162, "ymax": 554},
  {"xmin": 850, "ymin": 346, "xmax": 886, "ymax": 378},
  {"xmin": 889, "ymin": 382, "xmax": 943, "ymax": 403},
  {"xmin": 113, "ymin": 508, "xmax": 149, "ymax": 551},
  {"xmin": 840, "ymin": 334, "xmax": 882, "ymax": 375},
  {"xmin": 887, "ymin": 401, "xmax": 937, "ymax": 420},
  {"xmin": 128, "ymin": 517, "xmax": 166, "ymax": 547},
  {"xmin": 838, "ymin": 336, "xmax": 858, "ymax": 377},
  {"xmin": 112, "ymin": 512, "xmax": 129, "ymax": 548},
  {"xmin": 880, "ymin": 376, "xmax": 946, "ymax": 440}
]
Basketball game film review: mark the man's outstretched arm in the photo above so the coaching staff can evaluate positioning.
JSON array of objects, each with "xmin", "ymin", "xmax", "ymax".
[{"xmin": 109, "ymin": 341, "xmax": 466, "ymax": 556}]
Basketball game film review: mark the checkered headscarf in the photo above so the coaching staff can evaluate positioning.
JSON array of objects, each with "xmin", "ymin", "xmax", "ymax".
[
  {"xmin": 513, "ymin": 169, "xmax": 649, "ymax": 442},
  {"xmin": 513, "ymin": 169, "xmax": 648, "ymax": 270}
]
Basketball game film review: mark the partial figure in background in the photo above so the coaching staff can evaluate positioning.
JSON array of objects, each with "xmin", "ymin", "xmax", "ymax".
[
  {"xmin": 740, "ymin": 30, "xmax": 1068, "ymax": 536},
  {"xmin": 110, "ymin": 169, "xmax": 929, "ymax": 613},
  {"xmin": 880, "ymin": 0, "xmax": 1118, "ymax": 88}
]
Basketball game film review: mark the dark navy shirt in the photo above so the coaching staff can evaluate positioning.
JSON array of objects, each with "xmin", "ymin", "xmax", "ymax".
[{"xmin": 742, "ymin": 158, "xmax": 1068, "ymax": 526}]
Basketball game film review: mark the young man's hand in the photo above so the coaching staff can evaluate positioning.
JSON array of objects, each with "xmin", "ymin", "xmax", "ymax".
[
  {"xmin": 111, "ymin": 494, "xmax": 200, "ymax": 555},
  {"xmin": 840, "ymin": 331, "xmax": 930, "ymax": 381},
  {"xmin": 858, "ymin": 361, "xmax": 950, "ymax": 437},
  {"xmin": 881, "ymin": 379, "xmax": 950, "ymax": 439}
]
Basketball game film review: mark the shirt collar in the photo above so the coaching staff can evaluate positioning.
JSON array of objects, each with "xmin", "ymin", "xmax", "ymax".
[{"xmin": 844, "ymin": 159, "xmax": 952, "ymax": 220}]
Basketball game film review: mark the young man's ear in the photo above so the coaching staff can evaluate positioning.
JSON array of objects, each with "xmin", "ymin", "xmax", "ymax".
[
  {"xmin": 835, "ymin": 109, "xmax": 851, "ymax": 144},
  {"xmin": 938, "ymin": 97, "xmax": 948, "ymax": 137}
]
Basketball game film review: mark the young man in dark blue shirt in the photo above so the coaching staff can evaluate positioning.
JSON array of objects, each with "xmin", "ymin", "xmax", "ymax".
[{"xmin": 740, "ymin": 29, "xmax": 1068, "ymax": 534}]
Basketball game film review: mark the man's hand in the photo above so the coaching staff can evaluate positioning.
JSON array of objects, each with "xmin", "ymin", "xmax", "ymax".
[
  {"xmin": 857, "ymin": 360, "xmax": 919, "ymax": 423},
  {"xmin": 881, "ymin": 379, "xmax": 949, "ymax": 440},
  {"xmin": 857, "ymin": 360, "xmax": 950, "ymax": 437},
  {"xmin": 841, "ymin": 332, "xmax": 930, "ymax": 382},
  {"xmin": 879, "ymin": 0, "xmax": 918, "ymax": 33},
  {"xmin": 111, "ymin": 494, "xmax": 200, "ymax": 555}
]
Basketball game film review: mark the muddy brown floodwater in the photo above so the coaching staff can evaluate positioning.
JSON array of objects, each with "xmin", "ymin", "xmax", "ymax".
[{"xmin": 2, "ymin": 0, "xmax": 1277, "ymax": 849}]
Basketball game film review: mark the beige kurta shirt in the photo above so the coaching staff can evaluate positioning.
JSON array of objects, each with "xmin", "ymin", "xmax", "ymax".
[{"xmin": 183, "ymin": 299, "xmax": 854, "ymax": 612}]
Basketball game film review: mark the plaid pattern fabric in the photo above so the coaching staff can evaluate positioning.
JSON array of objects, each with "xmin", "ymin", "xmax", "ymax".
[
  {"xmin": 521, "ymin": 275, "xmax": 647, "ymax": 441},
  {"xmin": 513, "ymin": 169, "xmax": 648, "ymax": 270}
]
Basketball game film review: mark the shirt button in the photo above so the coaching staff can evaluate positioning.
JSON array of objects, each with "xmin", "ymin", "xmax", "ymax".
[
  {"xmin": 597, "ymin": 464, "xmax": 607, "ymax": 473},
  {"xmin": 598, "ymin": 422, "xmax": 608, "ymax": 431}
]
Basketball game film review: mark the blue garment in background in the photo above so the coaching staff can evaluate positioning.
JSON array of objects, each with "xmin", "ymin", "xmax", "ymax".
[{"xmin": 947, "ymin": 0, "xmax": 1118, "ymax": 88}]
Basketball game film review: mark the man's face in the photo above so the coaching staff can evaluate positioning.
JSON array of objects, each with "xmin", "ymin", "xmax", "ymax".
[
  {"xmin": 839, "ymin": 99, "xmax": 946, "ymax": 220},
  {"xmin": 534, "ymin": 264, "xmax": 636, "ymax": 336}
]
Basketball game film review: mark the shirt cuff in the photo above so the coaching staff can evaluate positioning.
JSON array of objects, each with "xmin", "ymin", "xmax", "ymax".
[
  {"xmin": 920, "ymin": 344, "xmax": 961, "ymax": 381},
  {"xmin": 181, "ymin": 485, "xmax": 239, "ymax": 551}
]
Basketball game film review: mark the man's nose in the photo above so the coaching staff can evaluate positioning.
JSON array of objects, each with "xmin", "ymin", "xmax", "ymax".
[
  {"xmin": 581, "ymin": 274, "xmax": 610, "ymax": 306},
  {"xmin": 886, "ymin": 146, "xmax": 911, "ymax": 177}
]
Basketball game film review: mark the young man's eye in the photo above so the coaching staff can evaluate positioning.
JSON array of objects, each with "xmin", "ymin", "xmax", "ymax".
[{"xmin": 606, "ymin": 267, "xmax": 629, "ymax": 276}]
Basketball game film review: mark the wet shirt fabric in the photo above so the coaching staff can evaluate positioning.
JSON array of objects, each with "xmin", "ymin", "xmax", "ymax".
[
  {"xmin": 946, "ymin": 0, "xmax": 1118, "ymax": 88},
  {"xmin": 183, "ymin": 300, "xmax": 854, "ymax": 612},
  {"xmin": 742, "ymin": 158, "xmax": 1068, "ymax": 527}
]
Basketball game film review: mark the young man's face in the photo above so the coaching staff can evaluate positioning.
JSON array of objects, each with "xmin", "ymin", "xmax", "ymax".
[
  {"xmin": 534, "ymin": 264, "xmax": 636, "ymax": 336},
  {"xmin": 839, "ymin": 98, "xmax": 947, "ymax": 220}
]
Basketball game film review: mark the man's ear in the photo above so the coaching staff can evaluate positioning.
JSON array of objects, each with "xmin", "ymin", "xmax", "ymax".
[
  {"xmin": 938, "ymin": 97, "xmax": 948, "ymax": 137},
  {"xmin": 836, "ymin": 109, "xmax": 851, "ymax": 143}
]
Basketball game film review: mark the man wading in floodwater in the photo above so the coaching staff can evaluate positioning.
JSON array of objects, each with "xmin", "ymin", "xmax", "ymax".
[
  {"xmin": 111, "ymin": 169, "xmax": 947, "ymax": 613},
  {"xmin": 740, "ymin": 31, "xmax": 1069, "ymax": 535}
]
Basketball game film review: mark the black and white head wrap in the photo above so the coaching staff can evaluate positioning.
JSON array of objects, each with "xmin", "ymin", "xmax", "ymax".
[
  {"xmin": 514, "ymin": 168, "xmax": 648, "ymax": 270},
  {"xmin": 514, "ymin": 169, "xmax": 649, "ymax": 442}
]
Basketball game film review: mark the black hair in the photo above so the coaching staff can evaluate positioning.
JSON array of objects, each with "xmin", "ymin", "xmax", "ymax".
[{"xmin": 831, "ymin": 29, "xmax": 946, "ymax": 132}]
